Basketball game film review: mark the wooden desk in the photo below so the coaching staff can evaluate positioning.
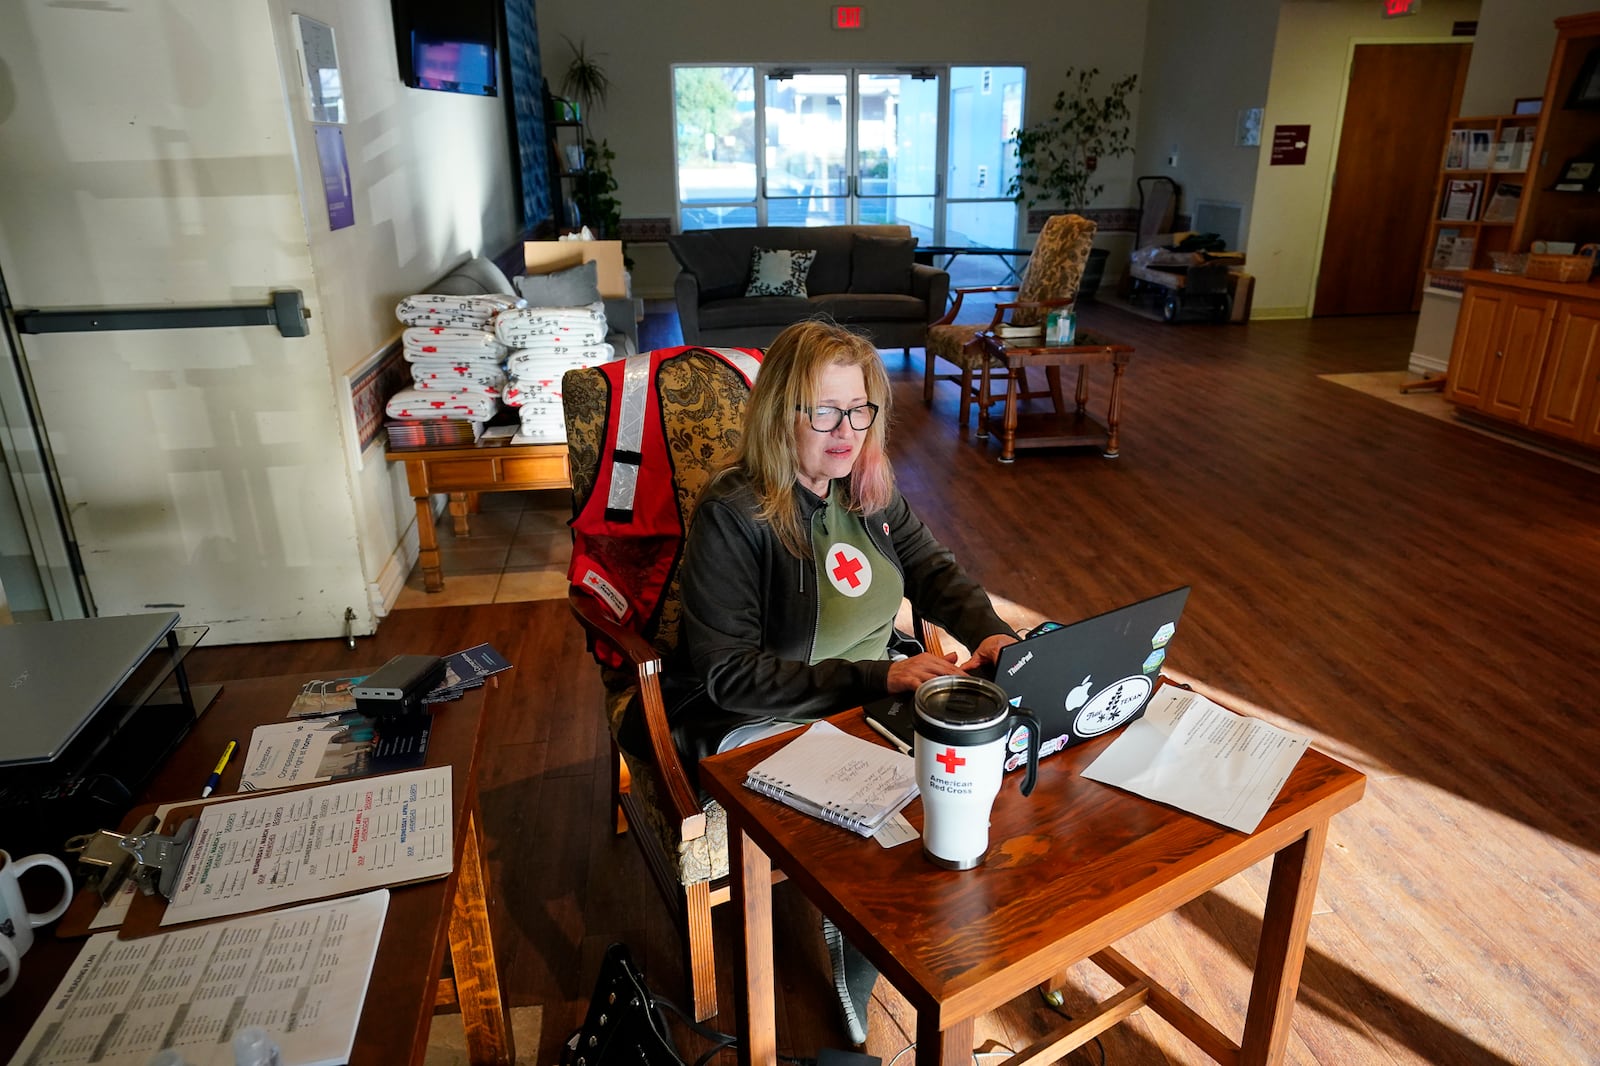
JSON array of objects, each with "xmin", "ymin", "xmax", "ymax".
[
  {"xmin": 0, "ymin": 671, "xmax": 514, "ymax": 1066},
  {"xmin": 700, "ymin": 705, "xmax": 1365, "ymax": 1066},
  {"xmin": 976, "ymin": 330, "xmax": 1134, "ymax": 462},
  {"xmin": 386, "ymin": 440, "xmax": 569, "ymax": 591}
]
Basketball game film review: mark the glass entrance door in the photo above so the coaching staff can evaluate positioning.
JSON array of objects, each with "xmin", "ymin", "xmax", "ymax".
[{"xmin": 761, "ymin": 68, "xmax": 940, "ymax": 237}]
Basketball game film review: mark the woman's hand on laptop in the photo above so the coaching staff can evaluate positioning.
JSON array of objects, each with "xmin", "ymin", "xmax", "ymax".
[
  {"xmin": 887, "ymin": 652, "xmax": 965, "ymax": 692},
  {"xmin": 959, "ymin": 633, "xmax": 1019, "ymax": 673}
]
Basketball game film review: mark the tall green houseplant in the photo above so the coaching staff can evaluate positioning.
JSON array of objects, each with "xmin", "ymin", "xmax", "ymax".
[
  {"xmin": 1008, "ymin": 67, "xmax": 1138, "ymax": 213},
  {"xmin": 557, "ymin": 37, "xmax": 623, "ymax": 243}
]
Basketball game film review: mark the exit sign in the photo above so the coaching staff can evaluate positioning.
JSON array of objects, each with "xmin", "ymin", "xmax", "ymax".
[
  {"xmin": 832, "ymin": 5, "xmax": 865, "ymax": 29},
  {"xmin": 1384, "ymin": 0, "xmax": 1420, "ymax": 16}
]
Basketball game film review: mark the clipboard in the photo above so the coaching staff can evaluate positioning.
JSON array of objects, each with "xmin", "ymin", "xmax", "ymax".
[{"xmin": 114, "ymin": 766, "xmax": 456, "ymax": 938}]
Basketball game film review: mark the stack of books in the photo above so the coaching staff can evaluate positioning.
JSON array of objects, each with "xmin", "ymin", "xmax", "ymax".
[{"xmin": 385, "ymin": 419, "xmax": 481, "ymax": 449}]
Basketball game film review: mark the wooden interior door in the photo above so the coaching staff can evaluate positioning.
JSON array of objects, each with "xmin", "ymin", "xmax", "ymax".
[{"xmin": 1313, "ymin": 42, "xmax": 1470, "ymax": 316}]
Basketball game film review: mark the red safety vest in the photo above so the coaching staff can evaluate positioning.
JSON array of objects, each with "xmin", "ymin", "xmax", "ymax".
[{"xmin": 569, "ymin": 346, "xmax": 762, "ymax": 667}]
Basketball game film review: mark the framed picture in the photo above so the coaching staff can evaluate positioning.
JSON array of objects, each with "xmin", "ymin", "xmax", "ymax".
[
  {"xmin": 1514, "ymin": 96, "xmax": 1543, "ymax": 115},
  {"xmin": 1567, "ymin": 45, "xmax": 1600, "ymax": 109},
  {"xmin": 1555, "ymin": 157, "xmax": 1599, "ymax": 191}
]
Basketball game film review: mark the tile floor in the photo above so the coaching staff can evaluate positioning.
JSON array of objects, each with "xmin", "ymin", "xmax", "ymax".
[{"xmin": 392, "ymin": 488, "xmax": 572, "ymax": 609}]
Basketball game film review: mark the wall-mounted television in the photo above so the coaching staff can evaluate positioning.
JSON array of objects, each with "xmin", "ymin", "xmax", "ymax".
[{"xmin": 391, "ymin": 0, "xmax": 499, "ymax": 97}]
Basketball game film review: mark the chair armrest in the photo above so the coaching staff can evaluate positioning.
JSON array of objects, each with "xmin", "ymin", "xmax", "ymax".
[
  {"xmin": 935, "ymin": 284, "xmax": 1021, "ymax": 326},
  {"xmin": 910, "ymin": 264, "xmax": 949, "ymax": 322},
  {"xmin": 568, "ymin": 591, "xmax": 708, "ymax": 840},
  {"xmin": 674, "ymin": 272, "xmax": 704, "ymax": 345}
]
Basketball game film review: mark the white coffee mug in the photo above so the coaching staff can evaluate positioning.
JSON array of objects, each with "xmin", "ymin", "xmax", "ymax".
[
  {"xmin": 0, "ymin": 848, "xmax": 74, "ymax": 996},
  {"xmin": 912, "ymin": 676, "xmax": 1041, "ymax": 870}
]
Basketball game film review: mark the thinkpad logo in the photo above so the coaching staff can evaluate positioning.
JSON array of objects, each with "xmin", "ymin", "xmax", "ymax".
[{"xmin": 1006, "ymin": 651, "xmax": 1033, "ymax": 676}]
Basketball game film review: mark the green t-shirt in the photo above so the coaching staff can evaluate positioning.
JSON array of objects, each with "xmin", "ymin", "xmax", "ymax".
[{"xmin": 808, "ymin": 482, "xmax": 904, "ymax": 666}]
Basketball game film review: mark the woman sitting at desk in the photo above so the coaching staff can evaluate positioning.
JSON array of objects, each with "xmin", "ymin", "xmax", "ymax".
[{"xmin": 676, "ymin": 318, "xmax": 1017, "ymax": 1044}]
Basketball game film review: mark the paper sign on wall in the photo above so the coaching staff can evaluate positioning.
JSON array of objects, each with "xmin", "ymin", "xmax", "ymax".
[
  {"xmin": 315, "ymin": 125, "xmax": 356, "ymax": 230},
  {"xmin": 1271, "ymin": 125, "xmax": 1311, "ymax": 166}
]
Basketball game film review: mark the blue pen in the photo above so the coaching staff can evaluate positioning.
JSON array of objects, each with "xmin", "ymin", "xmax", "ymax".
[{"xmin": 201, "ymin": 739, "xmax": 238, "ymax": 798}]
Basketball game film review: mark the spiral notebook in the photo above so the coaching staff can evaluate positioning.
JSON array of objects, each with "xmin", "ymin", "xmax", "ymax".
[{"xmin": 742, "ymin": 721, "xmax": 918, "ymax": 837}]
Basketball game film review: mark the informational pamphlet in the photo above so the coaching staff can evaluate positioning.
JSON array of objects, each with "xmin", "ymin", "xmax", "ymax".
[
  {"xmin": 1081, "ymin": 685, "xmax": 1308, "ymax": 833},
  {"xmin": 238, "ymin": 712, "xmax": 430, "ymax": 792},
  {"xmin": 12, "ymin": 891, "xmax": 389, "ymax": 1066},
  {"xmin": 160, "ymin": 767, "xmax": 453, "ymax": 926}
]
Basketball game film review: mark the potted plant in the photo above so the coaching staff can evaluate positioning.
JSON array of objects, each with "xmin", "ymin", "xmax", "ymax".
[
  {"xmin": 1008, "ymin": 67, "xmax": 1138, "ymax": 300},
  {"xmin": 573, "ymin": 137, "xmax": 622, "ymax": 240},
  {"xmin": 561, "ymin": 36, "xmax": 610, "ymax": 119}
]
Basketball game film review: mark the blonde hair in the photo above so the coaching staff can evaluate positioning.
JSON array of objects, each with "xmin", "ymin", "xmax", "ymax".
[{"xmin": 730, "ymin": 319, "xmax": 895, "ymax": 559}]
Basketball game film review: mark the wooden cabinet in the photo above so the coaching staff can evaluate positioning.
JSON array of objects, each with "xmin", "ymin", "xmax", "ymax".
[
  {"xmin": 1446, "ymin": 271, "xmax": 1600, "ymax": 449},
  {"xmin": 1529, "ymin": 300, "xmax": 1600, "ymax": 442},
  {"xmin": 1421, "ymin": 112, "xmax": 1539, "ymax": 287}
]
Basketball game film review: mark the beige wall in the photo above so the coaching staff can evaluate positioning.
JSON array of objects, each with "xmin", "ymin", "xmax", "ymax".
[
  {"xmin": 0, "ymin": 0, "xmax": 518, "ymax": 641},
  {"xmin": 1134, "ymin": 0, "xmax": 1281, "ymax": 250},
  {"xmin": 534, "ymin": 0, "xmax": 1153, "ymax": 295},
  {"xmin": 1246, "ymin": 0, "xmax": 1481, "ymax": 318}
]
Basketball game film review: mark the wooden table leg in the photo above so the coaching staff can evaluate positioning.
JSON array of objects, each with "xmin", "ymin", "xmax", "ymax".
[
  {"xmin": 1074, "ymin": 365, "xmax": 1089, "ymax": 416},
  {"xmin": 449, "ymin": 492, "xmax": 472, "ymax": 536},
  {"xmin": 415, "ymin": 497, "xmax": 445, "ymax": 592},
  {"xmin": 977, "ymin": 359, "xmax": 994, "ymax": 438},
  {"xmin": 1046, "ymin": 366, "xmax": 1066, "ymax": 416},
  {"xmin": 1239, "ymin": 822, "xmax": 1328, "ymax": 1066},
  {"xmin": 1103, "ymin": 360, "xmax": 1126, "ymax": 459},
  {"xmin": 915, "ymin": 1012, "xmax": 975, "ymax": 1066},
  {"xmin": 999, "ymin": 362, "xmax": 1021, "ymax": 463},
  {"xmin": 448, "ymin": 806, "xmax": 514, "ymax": 1065},
  {"xmin": 733, "ymin": 828, "xmax": 776, "ymax": 1066}
]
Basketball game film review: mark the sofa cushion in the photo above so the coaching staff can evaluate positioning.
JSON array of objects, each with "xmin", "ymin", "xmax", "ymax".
[
  {"xmin": 516, "ymin": 260, "xmax": 601, "ymax": 306},
  {"xmin": 849, "ymin": 235, "xmax": 915, "ymax": 295},
  {"xmin": 810, "ymin": 293, "xmax": 927, "ymax": 323},
  {"xmin": 668, "ymin": 230, "xmax": 751, "ymax": 302},
  {"xmin": 745, "ymin": 248, "xmax": 816, "ymax": 297},
  {"xmin": 431, "ymin": 255, "xmax": 517, "ymax": 297},
  {"xmin": 699, "ymin": 295, "xmax": 812, "ymax": 331}
]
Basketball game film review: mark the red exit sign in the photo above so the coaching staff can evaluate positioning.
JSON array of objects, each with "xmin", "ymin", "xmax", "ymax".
[
  {"xmin": 832, "ymin": 5, "xmax": 865, "ymax": 29},
  {"xmin": 1384, "ymin": 0, "xmax": 1420, "ymax": 16}
]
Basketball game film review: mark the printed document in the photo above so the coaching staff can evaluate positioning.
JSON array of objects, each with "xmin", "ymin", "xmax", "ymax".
[
  {"xmin": 161, "ymin": 766, "xmax": 453, "ymax": 926},
  {"xmin": 1081, "ymin": 686, "xmax": 1308, "ymax": 832},
  {"xmin": 12, "ymin": 890, "xmax": 389, "ymax": 1066}
]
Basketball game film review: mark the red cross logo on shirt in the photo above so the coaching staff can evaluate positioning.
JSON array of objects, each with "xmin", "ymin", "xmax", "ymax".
[
  {"xmin": 832, "ymin": 551, "xmax": 863, "ymax": 588},
  {"xmin": 824, "ymin": 542, "xmax": 871, "ymax": 598},
  {"xmin": 936, "ymin": 747, "xmax": 966, "ymax": 774}
]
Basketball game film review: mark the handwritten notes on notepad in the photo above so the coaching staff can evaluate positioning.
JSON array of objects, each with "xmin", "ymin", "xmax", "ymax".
[
  {"xmin": 161, "ymin": 766, "xmax": 453, "ymax": 926},
  {"xmin": 743, "ymin": 721, "xmax": 918, "ymax": 837}
]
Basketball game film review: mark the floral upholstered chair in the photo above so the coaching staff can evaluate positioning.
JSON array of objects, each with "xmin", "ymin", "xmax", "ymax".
[
  {"xmin": 923, "ymin": 213, "xmax": 1098, "ymax": 427},
  {"xmin": 562, "ymin": 347, "xmax": 752, "ymax": 1021}
]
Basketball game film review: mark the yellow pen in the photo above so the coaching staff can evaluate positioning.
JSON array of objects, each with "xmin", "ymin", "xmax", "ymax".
[{"xmin": 201, "ymin": 739, "xmax": 238, "ymax": 798}]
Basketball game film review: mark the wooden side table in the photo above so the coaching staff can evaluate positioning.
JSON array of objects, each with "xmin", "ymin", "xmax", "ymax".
[
  {"xmin": 385, "ymin": 441, "xmax": 569, "ymax": 592},
  {"xmin": 976, "ymin": 330, "xmax": 1134, "ymax": 462}
]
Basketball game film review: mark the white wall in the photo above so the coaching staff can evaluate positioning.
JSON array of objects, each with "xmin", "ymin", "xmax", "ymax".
[
  {"xmin": 1134, "ymin": 0, "xmax": 1281, "ymax": 251},
  {"xmin": 1246, "ymin": 0, "xmax": 1481, "ymax": 318},
  {"xmin": 0, "ymin": 0, "xmax": 519, "ymax": 642},
  {"xmin": 534, "ymin": 0, "xmax": 1153, "ymax": 296}
]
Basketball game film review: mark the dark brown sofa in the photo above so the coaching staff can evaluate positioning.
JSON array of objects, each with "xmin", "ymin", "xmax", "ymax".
[{"xmin": 667, "ymin": 224, "xmax": 949, "ymax": 349}]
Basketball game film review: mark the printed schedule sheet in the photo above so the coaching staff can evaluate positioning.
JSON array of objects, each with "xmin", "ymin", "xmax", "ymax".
[
  {"xmin": 162, "ymin": 766, "xmax": 454, "ymax": 926},
  {"xmin": 8, "ymin": 891, "xmax": 389, "ymax": 1066}
]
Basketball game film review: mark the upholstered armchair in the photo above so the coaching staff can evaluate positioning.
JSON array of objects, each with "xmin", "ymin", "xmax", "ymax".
[{"xmin": 923, "ymin": 214, "xmax": 1098, "ymax": 427}]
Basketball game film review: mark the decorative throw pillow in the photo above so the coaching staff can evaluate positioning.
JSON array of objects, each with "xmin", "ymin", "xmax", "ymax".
[
  {"xmin": 516, "ymin": 260, "xmax": 601, "ymax": 306},
  {"xmin": 745, "ymin": 248, "xmax": 816, "ymax": 297},
  {"xmin": 849, "ymin": 235, "xmax": 916, "ymax": 294}
]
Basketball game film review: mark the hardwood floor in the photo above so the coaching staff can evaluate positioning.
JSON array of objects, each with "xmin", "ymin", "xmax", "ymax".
[{"xmin": 184, "ymin": 303, "xmax": 1600, "ymax": 1065}]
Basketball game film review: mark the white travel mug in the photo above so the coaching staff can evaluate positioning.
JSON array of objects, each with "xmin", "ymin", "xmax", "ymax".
[{"xmin": 913, "ymin": 676, "xmax": 1041, "ymax": 870}]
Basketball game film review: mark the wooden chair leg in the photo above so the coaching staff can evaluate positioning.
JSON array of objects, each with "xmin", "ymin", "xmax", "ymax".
[
  {"xmin": 683, "ymin": 880, "xmax": 719, "ymax": 1021},
  {"xmin": 610, "ymin": 739, "xmax": 630, "ymax": 835},
  {"xmin": 924, "ymin": 346, "xmax": 938, "ymax": 403},
  {"xmin": 958, "ymin": 364, "xmax": 975, "ymax": 426}
]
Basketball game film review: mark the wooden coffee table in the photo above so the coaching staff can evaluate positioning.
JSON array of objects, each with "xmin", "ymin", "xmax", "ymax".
[
  {"xmin": 385, "ymin": 440, "xmax": 569, "ymax": 591},
  {"xmin": 975, "ymin": 330, "xmax": 1134, "ymax": 462},
  {"xmin": 700, "ymin": 701, "xmax": 1364, "ymax": 1066}
]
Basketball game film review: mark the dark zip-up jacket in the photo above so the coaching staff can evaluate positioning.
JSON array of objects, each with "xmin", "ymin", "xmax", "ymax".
[{"xmin": 657, "ymin": 469, "xmax": 1013, "ymax": 764}]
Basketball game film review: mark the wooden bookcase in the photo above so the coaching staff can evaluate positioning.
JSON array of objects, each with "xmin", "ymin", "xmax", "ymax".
[{"xmin": 1421, "ymin": 112, "xmax": 1540, "ymax": 286}]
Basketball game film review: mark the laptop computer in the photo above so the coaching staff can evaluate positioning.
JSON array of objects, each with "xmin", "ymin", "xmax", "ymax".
[
  {"xmin": 0, "ymin": 611, "xmax": 180, "ymax": 766},
  {"xmin": 866, "ymin": 586, "xmax": 1190, "ymax": 770}
]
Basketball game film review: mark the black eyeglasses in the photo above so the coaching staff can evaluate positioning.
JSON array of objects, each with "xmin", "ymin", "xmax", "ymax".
[{"xmin": 797, "ymin": 402, "xmax": 879, "ymax": 432}]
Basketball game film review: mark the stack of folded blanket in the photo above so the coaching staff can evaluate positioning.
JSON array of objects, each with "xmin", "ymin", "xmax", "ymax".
[
  {"xmin": 495, "ymin": 302, "xmax": 613, "ymax": 440},
  {"xmin": 387, "ymin": 296, "xmax": 520, "ymax": 425}
]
